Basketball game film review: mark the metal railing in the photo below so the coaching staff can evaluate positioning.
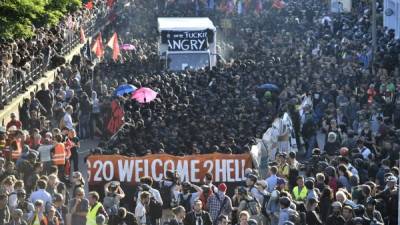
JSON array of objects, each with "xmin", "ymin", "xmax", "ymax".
[{"xmin": 0, "ymin": 9, "xmax": 109, "ymax": 110}]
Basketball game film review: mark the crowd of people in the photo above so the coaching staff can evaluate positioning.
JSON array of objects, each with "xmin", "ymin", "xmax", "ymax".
[
  {"xmin": 0, "ymin": 0, "xmax": 399, "ymax": 224},
  {"xmin": 0, "ymin": 0, "xmax": 109, "ymax": 107}
]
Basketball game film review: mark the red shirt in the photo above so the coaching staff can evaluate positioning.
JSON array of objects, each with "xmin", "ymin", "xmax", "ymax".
[{"xmin": 6, "ymin": 120, "xmax": 22, "ymax": 130}]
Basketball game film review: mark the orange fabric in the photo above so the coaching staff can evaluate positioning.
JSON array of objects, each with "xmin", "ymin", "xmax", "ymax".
[
  {"xmin": 87, "ymin": 153, "xmax": 253, "ymax": 185},
  {"xmin": 53, "ymin": 143, "xmax": 66, "ymax": 165}
]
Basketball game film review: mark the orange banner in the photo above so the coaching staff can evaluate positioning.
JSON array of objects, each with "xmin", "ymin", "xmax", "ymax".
[{"xmin": 87, "ymin": 153, "xmax": 253, "ymax": 184}]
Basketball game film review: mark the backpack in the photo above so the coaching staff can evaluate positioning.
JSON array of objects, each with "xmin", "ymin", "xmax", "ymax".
[
  {"xmin": 178, "ymin": 193, "xmax": 192, "ymax": 213},
  {"xmin": 148, "ymin": 196, "xmax": 163, "ymax": 219},
  {"xmin": 301, "ymin": 114, "xmax": 316, "ymax": 138},
  {"xmin": 288, "ymin": 208, "xmax": 300, "ymax": 223},
  {"xmin": 159, "ymin": 181, "xmax": 175, "ymax": 209},
  {"xmin": 261, "ymin": 192, "xmax": 271, "ymax": 217},
  {"xmin": 103, "ymin": 193, "xmax": 119, "ymax": 216},
  {"xmin": 245, "ymin": 197, "xmax": 261, "ymax": 216}
]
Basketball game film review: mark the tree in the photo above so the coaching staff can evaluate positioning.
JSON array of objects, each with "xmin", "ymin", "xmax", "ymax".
[{"xmin": 0, "ymin": 0, "xmax": 82, "ymax": 39}]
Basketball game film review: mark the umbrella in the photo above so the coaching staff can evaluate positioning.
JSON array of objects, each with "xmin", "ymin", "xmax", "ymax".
[
  {"xmin": 131, "ymin": 87, "xmax": 158, "ymax": 103},
  {"xmin": 257, "ymin": 83, "xmax": 280, "ymax": 92},
  {"xmin": 121, "ymin": 44, "xmax": 136, "ymax": 51},
  {"xmin": 114, "ymin": 84, "xmax": 137, "ymax": 96}
]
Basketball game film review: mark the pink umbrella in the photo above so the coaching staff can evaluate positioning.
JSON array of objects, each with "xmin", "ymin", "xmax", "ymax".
[
  {"xmin": 121, "ymin": 44, "xmax": 136, "ymax": 51},
  {"xmin": 131, "ymin": 87, "xmax": 158, "ymax": 103}
]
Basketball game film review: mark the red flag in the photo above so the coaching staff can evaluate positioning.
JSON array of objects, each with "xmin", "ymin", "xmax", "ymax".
[
  {"xmin": 92, "ymin": 33, "xmax": 104, "ymax": 58},
  {"xmin": 272, "ymin": 0, "xmax": 285, "ymax": 9},
  {"xmin": 85, "ymin": 1, "xmax": 94, "ymax": 10},
  {"xmin": 107, "ymin": 32, "xmax": 120, "ymax": 62},
  {"xmin": 80, "ymin": 27, "xmax": 86, "ymax": 44},
  {"xmin": 107, "ymin": 0, "xmax": 114, "ymax": 7}
]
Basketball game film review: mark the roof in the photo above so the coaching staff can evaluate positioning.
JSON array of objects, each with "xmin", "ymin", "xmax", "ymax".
[{"xmin": 157, "ymin": 17, "xmax": 216, "ymax": 31}]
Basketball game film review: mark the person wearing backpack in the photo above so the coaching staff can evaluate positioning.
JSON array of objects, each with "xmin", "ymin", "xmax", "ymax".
[
  {"xmin": 301, "ymin": 105, "xmax": 317, "ymax": 159},
  {"xmin": 159, "ymin": 171, "xmax": 180, "ymax": 224},
  {"xmin": 246, "ymin": 174, "xmax": 264, "ymax": 205},
  {"xmin": 254, "ymin": 181, "xmax": 270, "ymax": 225},
  {"xmin": 266, "ymin": 190, "xmax": 280, "ymax": 225},
  {"xmin": 140, "ymin": 184, "xmax": 162, "ymax": 225},
  {"xmin": 159, "ymin": 170, "xmax": 178, "ymax": 210},
  {"xmin": 278, "ymin": 197, "xmax": 298, "ymax": 225},
  {"xmin": 183, "ymin": 200, "xmax": 212, "ymax": 225},
  {"xmin": 206, "ymin": 183, "xmax": 232, "ymax": 224},
  {"xmin": 236, "ymin": 187, "xmax": 262, "ymax": 225},
  {"xmin": 177, "ymin": 182, "xmax": 203, "ymax": 213}
]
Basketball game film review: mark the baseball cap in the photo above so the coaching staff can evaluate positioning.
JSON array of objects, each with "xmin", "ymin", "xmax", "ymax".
[
  {"xmin": 386, "ymin": 175, "xmax": 398, "ymax": 183},
  {"xmin": 277, "ymin": 177, "xmax": 287, "ymax": 186},
  {"xmin": 218, "ymin": 183, "xmax": 227, "ymax": 192}
]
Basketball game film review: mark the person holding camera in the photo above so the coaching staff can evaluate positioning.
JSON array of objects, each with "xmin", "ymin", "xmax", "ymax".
[{"xmin": 103, "ymin": 181, "xmax": 125, "ymax": 220}]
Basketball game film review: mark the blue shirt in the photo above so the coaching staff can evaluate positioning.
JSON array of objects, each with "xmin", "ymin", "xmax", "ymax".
[
  {"xmin": 265, "ymin": 175, "xmax": 278, "ymax": 192},
  {"xmin": 30, "ymin": 189, "xmax": 52, "ymax": 207}
]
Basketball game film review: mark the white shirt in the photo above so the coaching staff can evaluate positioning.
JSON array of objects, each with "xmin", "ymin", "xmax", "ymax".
[
  {"xmin": 29, "ymin": 189, "xmax": 52, "ymax": 206},
  {"xmin": 135, "ymin": 201, "xmax": 147, "ymax": 225},
  {"xmin": 8, "ymin": 189, "xmax": 18, "ymax": 210},
  {"xmin": 63, "ymin": 112, "xmax": 73, "ymax": 130},
  {"xmin": 37, "ymin": 145, "xmax": 53, "ymax": 162},
  {"xmin": 361, "ymin": 147, "xmax": 372, "ymax": 160}
]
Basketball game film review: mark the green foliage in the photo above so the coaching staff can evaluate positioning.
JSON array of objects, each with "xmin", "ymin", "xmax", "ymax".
[{"xmin": 0, "ymin": 0, "xmax": 82, "ymax": 39}]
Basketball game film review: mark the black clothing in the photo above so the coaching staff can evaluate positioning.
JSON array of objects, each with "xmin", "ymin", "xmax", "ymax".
[
  {"xmin": 183, "ymin": 211, "xmax": 213, "ymax": 225},
  {"xmin": 306, "ymin": 210, "xmax": 322, "ymax": 225},
  {"xmin": 326, "ymin": 214, "xmax": 346, "ymax": 225},
  {"xmin": 109, "ymin": 211, "xmax": 137, "ymax": 225},
  {"xmin": 169, "ymin": 218, "xmax": 184, "ymax": 225}
]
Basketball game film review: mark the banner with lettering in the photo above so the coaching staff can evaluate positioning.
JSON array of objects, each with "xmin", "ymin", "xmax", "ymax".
[
  {"xmin": 87, "ymin": 153, "xmax": 253, "ymax": 185},
  {"xmin": 160, "ymin": 30, "xmax": 214, "ymax": 51}
]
